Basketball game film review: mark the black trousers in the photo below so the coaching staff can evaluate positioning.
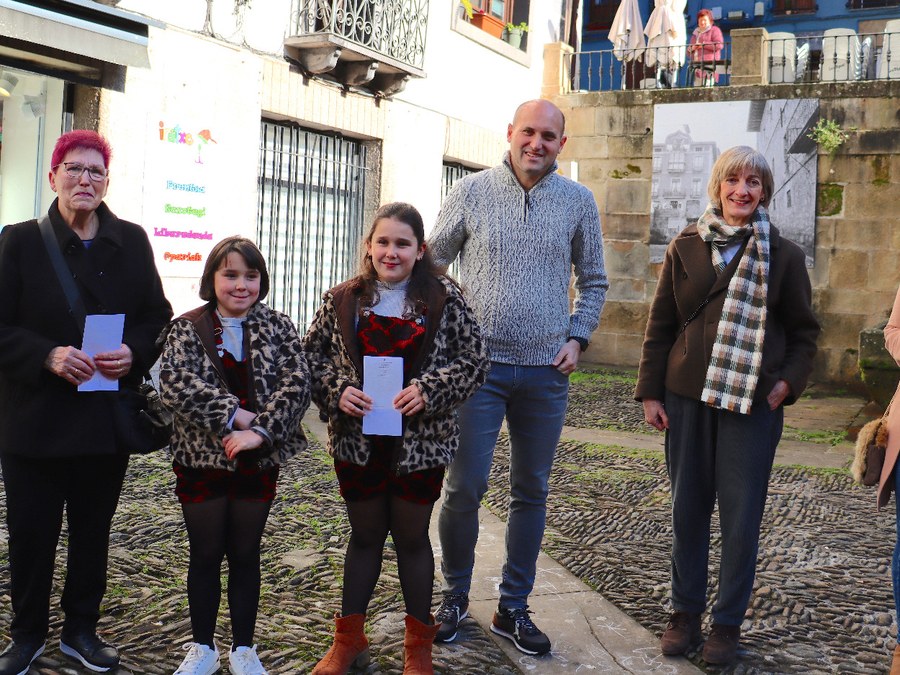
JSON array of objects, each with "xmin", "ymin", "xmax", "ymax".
[{"xmin": 1, "ymin": 452, "xmax": 129, "ymax": 642}]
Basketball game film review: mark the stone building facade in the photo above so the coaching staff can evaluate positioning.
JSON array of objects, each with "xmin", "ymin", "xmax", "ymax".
[{"xmin": 547, "ymin": 33, "xmax": 900, "ymax": 387}]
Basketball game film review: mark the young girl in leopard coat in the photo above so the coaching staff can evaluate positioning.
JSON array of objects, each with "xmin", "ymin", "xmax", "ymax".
[
  {"xmin": 303, "ymin": 202, "xmax": 489, "ymax": 675},
  {"xmin": 159, "ymin": 236, "xmax": 310, "ymax": 675}
]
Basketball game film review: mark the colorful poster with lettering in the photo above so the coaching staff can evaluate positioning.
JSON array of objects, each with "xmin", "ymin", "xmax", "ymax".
[{"xmin": 147, "ymin": 120, "xmax": 220, "ymax": 276}]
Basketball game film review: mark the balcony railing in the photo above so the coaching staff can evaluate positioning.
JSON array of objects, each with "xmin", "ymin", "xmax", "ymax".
[
  {"xmin": 571, "ymin": 43, "xmax": 732, "ymax": 91},
  {"xmin": 767, "ymin": 30, "xmax": 899, "ymax": 83},
  {"xmin": 286, "ymin": 0, "xmax": 426, "ymax": 95},
  {"xmin": 570, "ymin": 28, "xmax": 899, "ymax": 91}
]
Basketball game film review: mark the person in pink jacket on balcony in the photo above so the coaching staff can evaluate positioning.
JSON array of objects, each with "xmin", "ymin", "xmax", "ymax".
[{"xmin": 688, "ymin": 9, "xmax": 724, "ymax": 86}]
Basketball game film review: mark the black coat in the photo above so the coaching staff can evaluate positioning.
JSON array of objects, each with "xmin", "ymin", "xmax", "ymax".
[{"xmin": 0, "ymin": 199, "xmax": 173, "ymax": 458}]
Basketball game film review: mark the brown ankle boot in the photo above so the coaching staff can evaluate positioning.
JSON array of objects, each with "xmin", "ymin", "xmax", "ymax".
[
  {"xmin": 890, "ymin": 643, "xmax": 900, "ymax": 675},
  {"xmin": 311, "ymin": 613, "xmax": 370, "ymax": 675},
  {"xmin": 660, "ymin": 611, "xmax": 701, "ymax": 655},
  {"xmin": 403, "ymin": 614, "xmax": 440, "ymax": 675},
  {"xmin": 702, "ymin": 623, "xmax": 741, "ymax": 665}
]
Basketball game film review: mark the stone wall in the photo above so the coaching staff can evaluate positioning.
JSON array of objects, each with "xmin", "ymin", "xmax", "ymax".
[{"xmin": 547, "ymin": 40, "xmax": 900, "ymax": 387}]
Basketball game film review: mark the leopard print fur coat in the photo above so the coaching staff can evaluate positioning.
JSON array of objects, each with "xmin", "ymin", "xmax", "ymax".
[
  {"xmin": 303, "ymin": 276, "xmax": 489, "ymax": 475},
  {"xmin": 159, "ymin": 302, "xmax": 310, "ymax": 470}
]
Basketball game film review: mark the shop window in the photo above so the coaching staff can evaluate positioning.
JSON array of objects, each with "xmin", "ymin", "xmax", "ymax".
[{"xmin": 0, "ymin": 67, "xmax": 65, "ymax": 225}]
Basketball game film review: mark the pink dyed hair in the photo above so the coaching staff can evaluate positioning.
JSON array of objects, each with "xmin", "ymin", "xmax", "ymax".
[{"xmin": 51, "ymin": 130, "xmax": 112, "ymax": 169}]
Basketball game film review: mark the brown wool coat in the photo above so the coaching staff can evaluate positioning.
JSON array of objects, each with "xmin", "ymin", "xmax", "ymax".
[
  {"xmin": 635, "ymin": 223, "xmax": 820, "ymax": 408},
  {"xmin": 877, "ymin": 285, "xmax": 900, "ymax": 509}
]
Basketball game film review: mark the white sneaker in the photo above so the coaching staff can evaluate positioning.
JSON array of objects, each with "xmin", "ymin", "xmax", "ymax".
[
  {"xmin": 173, "ymin": 642, "xmax": 220, "ymax": 675},
  {"xmin": 229, "ymin": 645, "xmax": 267, "ymax": 675}
]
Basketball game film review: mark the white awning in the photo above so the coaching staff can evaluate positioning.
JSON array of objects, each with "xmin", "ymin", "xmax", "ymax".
[{"xmin": 0, "ymin": 0, "xmax": 156, "ymax": 70}]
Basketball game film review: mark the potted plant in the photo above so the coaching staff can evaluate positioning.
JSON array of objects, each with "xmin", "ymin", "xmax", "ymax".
[
  {"xmin": 462, "ymin": 1, "xmax": 505, "ymax": 39},
  {"xmin": 504, "ymin": 21, "xmax": 529, "ymax": 48}
]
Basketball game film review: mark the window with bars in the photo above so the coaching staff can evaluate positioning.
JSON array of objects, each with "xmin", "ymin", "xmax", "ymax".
[
  {"xmin": 257, "ymin": 120, "xmax": 372, "ymax": 333},
  {"xmin": 440, "ymin": 162, "xmax": 482, "ymax": 280},
  {"xmin": 442, "ymin": 162, "xmax": 481, "ymax": 200}
]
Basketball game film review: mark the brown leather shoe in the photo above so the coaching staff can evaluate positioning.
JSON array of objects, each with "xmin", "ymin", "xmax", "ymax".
[
  {"xmin": 660, "ymin": 611, "xmax": 701, "ymax": 655},
  {"xmin": 702, "ymin": 623, "xmax": 741, "ymax": 664}
]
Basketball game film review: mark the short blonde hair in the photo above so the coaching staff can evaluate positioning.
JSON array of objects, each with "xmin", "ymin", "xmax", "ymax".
[{"xmin": 707, "ymin": 146, "xmax": 774, "ymax": 210}]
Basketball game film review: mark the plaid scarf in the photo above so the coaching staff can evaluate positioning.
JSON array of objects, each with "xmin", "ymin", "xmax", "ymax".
[{"xmin": 696, "ymin": 204, "xmax": 770, "ymax": 415}]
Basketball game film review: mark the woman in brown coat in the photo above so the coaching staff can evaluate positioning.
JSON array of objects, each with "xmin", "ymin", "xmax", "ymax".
[
  {"xmin": 636, "ymin": 146, "xmax": 819, "ymax": 666},
  {"xmin": 877, "ymin": 284, "xmax": 900, "ymax": 674}
]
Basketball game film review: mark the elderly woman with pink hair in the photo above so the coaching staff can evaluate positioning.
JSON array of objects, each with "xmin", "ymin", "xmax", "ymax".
[
  {"xmin": 0, "ymin": 130, "xmax": 172, "ymax": 674},
  {"xmin": 688, "ymin": 9, "xmax": 725, "ymax": 86}
]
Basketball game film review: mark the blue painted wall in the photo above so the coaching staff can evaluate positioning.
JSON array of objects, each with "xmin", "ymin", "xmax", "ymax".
[{"xmin": 582, "ymin": 0, "xmax": 898, "ymax": 55}]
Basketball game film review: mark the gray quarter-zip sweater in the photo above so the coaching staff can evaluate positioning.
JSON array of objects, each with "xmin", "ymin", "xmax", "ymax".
[{"xmin": 428, "ymin": 153, "xmax": 608, "ymax": 366}]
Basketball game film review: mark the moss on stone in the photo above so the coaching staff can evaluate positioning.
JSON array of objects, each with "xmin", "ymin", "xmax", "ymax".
[
  {"xmin": 871, "ymin": 155, "xmax": 890, "ymax": 186},
  {"xmin": 610, "ymin": 164, "xmax": 642, "ymax": 179},
  {"xmin": 817, "ymin": 183, "xmax": 843, "ymax": 216}
]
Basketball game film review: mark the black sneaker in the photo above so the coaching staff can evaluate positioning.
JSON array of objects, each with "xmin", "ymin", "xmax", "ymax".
[
  {"xmin": 0, "ymin": 640, "xmax": 45, "ymax": 675},
  {"xmin": 59, "ymin": 632, "xmax": 119, "ymax": 672},
  {"xmin": 490, "ymin": 606, "xmax": 551, "ymax": 656},
  {"xmin": 435, "ymin": 592, "xmax": 469, "ymax": 643}
]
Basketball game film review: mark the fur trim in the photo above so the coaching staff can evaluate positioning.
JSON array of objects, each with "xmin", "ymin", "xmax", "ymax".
[{"xmin": 851, "ymin": 417, "xmax": 888, "ymax": 485}]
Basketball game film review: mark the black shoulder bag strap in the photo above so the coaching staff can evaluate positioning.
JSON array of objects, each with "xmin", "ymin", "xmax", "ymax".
[{"xmin": 38, "ymin": 214, "xmax": 87, "ymax": 332}]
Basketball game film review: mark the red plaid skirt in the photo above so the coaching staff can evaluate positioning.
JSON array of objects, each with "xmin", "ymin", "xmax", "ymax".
[
  {"xmin": 335, "ymin": 437, "xmax": 444, "ymax": 505},
  {"xmin": 173, "ymin": 460, "xmax": 279, "ymax": 504}
]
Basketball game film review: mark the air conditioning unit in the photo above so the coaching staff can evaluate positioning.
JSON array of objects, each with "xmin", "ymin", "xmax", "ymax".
[{"xmin": 727, "ymin": 9, "xmax": 748, "ymax": 19}]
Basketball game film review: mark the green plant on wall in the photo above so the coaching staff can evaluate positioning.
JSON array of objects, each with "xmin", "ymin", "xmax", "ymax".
[{"xmin": 807, "ymin": 119, "xmax": 854, "ymax": 157}]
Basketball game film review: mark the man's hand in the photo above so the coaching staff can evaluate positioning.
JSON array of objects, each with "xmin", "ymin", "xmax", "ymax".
[
  {"xmin": 766, "ymin": 379, "xmax": 791, "ymax": 411},
  {"xmin": 642, "ymin": 399, "xmax": 669, "ymax": 431},
  {"xmin": 552, "ymin": 339, "xmax": 581, "ymax": 375}
]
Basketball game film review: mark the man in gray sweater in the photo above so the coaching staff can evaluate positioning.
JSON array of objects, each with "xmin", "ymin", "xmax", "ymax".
[{"xmin": 429, "ymin": 99, "xmax": 608, "ymax": 656}]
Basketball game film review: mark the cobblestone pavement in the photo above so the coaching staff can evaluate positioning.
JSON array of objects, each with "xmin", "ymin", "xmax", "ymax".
[
  {"xmin": 0, "ymin": 369, "xmax": 893, "ymax": 674},
  {"xmin": 0, "ymin": 445, "xmax": 520, "ymax": 675}
]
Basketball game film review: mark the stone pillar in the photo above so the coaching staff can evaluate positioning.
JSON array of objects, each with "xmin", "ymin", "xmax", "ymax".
[
  {"xmin": 730, "ymin": 27, "xmax": 768, "ymax": 86},
  {"xmin": 543, "ymin": 42, "xmax": 575, "ymax": 98}
]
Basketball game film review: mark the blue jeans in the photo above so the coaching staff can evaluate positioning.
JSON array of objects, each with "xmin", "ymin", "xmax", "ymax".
[
  {"xmin": 893, "ymin": 466, "xmax": 900, "ymax": 642},
  {"xmin": 664, "ymin": 389, "xmax": 783, "ymax": 626},
  {"xmin": 438, "ymin": 363, "xmax": 569, "ymax": 609}
]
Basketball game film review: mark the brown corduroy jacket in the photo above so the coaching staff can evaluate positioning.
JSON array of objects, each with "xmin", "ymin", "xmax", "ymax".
[{"xmin": 634, "ymin": 223, "xmax": 820, "ymax": 409}]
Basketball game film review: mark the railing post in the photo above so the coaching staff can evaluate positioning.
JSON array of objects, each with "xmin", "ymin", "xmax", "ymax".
[
  {"xmin": 543, "ymin": 42, "xmax": 575, "ymax": 97},
  {"xmin": 731, "ymin": 27, "xmax": 768, "ymax": 85}
]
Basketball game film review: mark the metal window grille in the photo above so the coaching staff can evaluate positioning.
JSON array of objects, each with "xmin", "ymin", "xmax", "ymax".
[
  {"xmin": 257, "ymin": 120, "xmax": 370, "ymax": 332},
  {"xmin": 440, "ymin": 163, "xmax": 481, "ymax": 280},
  {"xmin": 442, "ymin": 162, "xmax": 480, "ymax": 200}
]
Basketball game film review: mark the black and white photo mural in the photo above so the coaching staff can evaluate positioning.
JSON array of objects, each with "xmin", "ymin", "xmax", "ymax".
[{"xmin": 650, "ymin": 99, "xmax": 818, "ymax": 266}]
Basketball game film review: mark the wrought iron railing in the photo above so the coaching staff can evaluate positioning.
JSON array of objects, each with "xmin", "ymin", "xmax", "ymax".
[
  {"xmin": 289, "ymin": 0, "xmax": 427, "ymax": 70},
  {"xmin": 767, "ymin": 30, "xmax": 899, "ymax": 83},
  {"xmin": 571, "ymin": 42, "xmax": 731, "ymax": 91}
]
